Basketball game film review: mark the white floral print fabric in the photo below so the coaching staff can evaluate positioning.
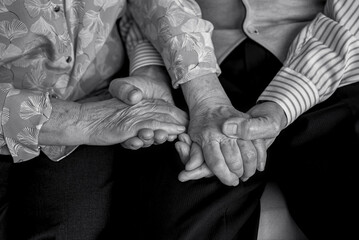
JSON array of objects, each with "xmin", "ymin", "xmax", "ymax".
[
  {"xmin": 0, "ymin": 0, "xmax": 126, "ymax": 162},
  {"xmin": 0, "ymin": 0, "xmax": 219, "ymax": 162},
  {"xmin": 128, "ymin": 0, "xmax": 220, "ymax": 88}
]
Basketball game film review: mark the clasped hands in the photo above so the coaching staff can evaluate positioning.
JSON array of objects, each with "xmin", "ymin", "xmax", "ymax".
[{"xmin": 111, "ymin": 68, "xmax": 287, "ymax": 187}]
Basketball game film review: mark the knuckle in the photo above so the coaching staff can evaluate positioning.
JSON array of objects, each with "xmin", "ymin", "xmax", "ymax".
[{"xmin": 230, "ymin": 160, "xmax": 243, "ymax": 172}]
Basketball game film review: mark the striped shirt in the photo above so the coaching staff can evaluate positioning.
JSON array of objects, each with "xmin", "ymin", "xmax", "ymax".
[{"xmin": 257, "ymin": 0, "xmax": 359, "ymax": 125}]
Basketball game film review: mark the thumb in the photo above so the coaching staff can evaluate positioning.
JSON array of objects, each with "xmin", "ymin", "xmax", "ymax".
[
  {"xmin": 109, "ymin": 78, "xmax": 143, "ymax": 105},
  {"xmin": 222, "ymin": 117, "xmax": 279, "ymax": 140}
]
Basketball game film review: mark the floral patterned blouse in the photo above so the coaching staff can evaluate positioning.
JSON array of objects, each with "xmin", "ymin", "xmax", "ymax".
[{"xmin": 0, "ymin": 0, "xmax": 219, "ymax": 162}]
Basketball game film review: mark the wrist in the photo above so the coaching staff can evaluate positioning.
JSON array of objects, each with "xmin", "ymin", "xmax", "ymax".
[
  {"xmin": 252, "ymin": 101, "xmax": 288, "ymax": 130},
  {"xmin": 180, "ymin": 73, "xmax": 231, "ymax": 113},
  {"xmin": 132, "ymin": 65, "xmax": 170, "ymax": 84}
]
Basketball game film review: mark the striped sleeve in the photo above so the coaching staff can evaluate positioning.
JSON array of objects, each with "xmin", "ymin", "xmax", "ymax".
[
  {"xmin": 258, "ymin": 0, "xmax": 359, "ymax": 125},
  {"xmin": 119, "ymin": 9, "xmax": 164, "ymax": 75}
]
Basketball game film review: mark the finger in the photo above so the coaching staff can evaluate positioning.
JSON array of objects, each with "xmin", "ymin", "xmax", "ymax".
[
  {"xmin": 138, "ymin": 128, "xmax": 154, "ymax": 140},
  {"xmin": 237, "ymin": 139, "xmax": 257, "ymax": 182},
  {"xmin": 220, "ymin": 139, "xmax": 243, "ymax": 178},
  {"xmin": 109, "ymin": 78, "xmax": 143, "ymax": 105},
  {"xmin": 178, "ymin": 133, "xmax": 192, "ymax": 145},
  {"xmin": 121, "ymin": 137, "xmax": 144, "ymax": 150},
  {"xmin": 137, "ymin": 128, "xmax": 155, "ymax": 147},
  {"xmin": 137, "ymin": 120, "xmax": 186, "ymax": 136},
  {"xmin": 167, "ymin": 134, "xmax": 178, "ymax": 142},
  {"xmin": 175, "ymin": 141, "xmax": 191, "ymax": 164},
  {"xmin": 185, "ymin": 142, "xmax": 205, "ymax": 171},
  {"xmin": 153, "ymin": 129, "xmax": 168, "ymax": 145},
  {"xmin": 222, "ymin": 117, "xmax": 278, "ymax": 140},
  {"xmin": 203, "ymin": 141, "xmax": 239, "ymax": 186},
  {"xmin": 252, "ymin": 139, "xmax": 267, "ymax": 171},
  {"xmin": 149, "ymin": 101, "xmax": 189, "ymax": 126},
  {"xmin": 178, "ymin": 164, "xmax": 213, "ymax": 182}
]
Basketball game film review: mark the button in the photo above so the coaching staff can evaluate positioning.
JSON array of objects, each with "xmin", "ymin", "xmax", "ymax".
[
  {"xmin": 53, "ymin": 5, "xmax": 60, "ymax": 12},
  {"xmin": 66, "ymin": 56, "xmax": 72, "ymax": 63},
  {"xmin": 247, "ymin": 25, "xmax": 259, "ymax": 34}
]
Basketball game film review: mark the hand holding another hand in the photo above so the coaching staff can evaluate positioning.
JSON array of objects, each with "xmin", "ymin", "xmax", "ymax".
[
  {"xmin": 222, "ymin": 101, "xmax": 287, "ymax": 149},
  {"xmin": 178, "ymin": 74, "xmax": 268, "ymax": 186},
  {"xmin": 177, "ymin": 101, "xmax": 287, "ymax": 185},
  {"xmin": 109, "ymin": 66, "xmax": 188, "ymax": 149},
  {"xmin": 80, "ymin": 97, "xmax": 187, "ymax": 146}
]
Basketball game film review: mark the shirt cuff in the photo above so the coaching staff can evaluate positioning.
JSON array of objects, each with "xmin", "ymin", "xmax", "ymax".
[
  {"xmin": 258, "ymin": 67, "xmax": 319, "ymax": 126},
  {"xmin": 129, "ymin": 41, "xmax": 165, "ymax": 75},
  {"xmin": 1, "ymin": 88, "xmax": 52, "ymax": 163}
]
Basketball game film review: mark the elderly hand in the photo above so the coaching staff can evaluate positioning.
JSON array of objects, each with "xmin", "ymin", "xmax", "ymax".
[
  {"xmin": 109, "ymin": 66, "xmax": 186, "ymax": 149},
  {"xmin": 223, "ymin": 101, "xmax": 287, "ymax": 151},
  {"xmin": 79, "ymin": 98, "xmax": 187, "ymax": 146},
  {"xmin": 175, "ymin": 102, "xmax": 286, "ymax": 183},
  {"xmin": 180, "ymin": 74, "xmax": 267, "ymax": 186}
]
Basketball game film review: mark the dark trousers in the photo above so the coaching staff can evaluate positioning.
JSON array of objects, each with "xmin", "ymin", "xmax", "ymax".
[
  {"xmin": 219, "ymin": 39, "xmax": 359, "ymax": 239},
  {"xmin": 221, "ymin": 39, "xmax": 359, "ymax": 239}
]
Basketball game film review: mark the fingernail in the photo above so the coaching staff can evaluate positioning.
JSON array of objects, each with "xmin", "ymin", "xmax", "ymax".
[
  {"xmin": 259, "ymin": 162, "xmax": 265, "ymax": 171},
  {"xmin": 177, "ymin": 126, "xmax": 186, "ymax": 131},
  {"xmin": 242, "ymin": 177, "xmax": 249, "ymax": 182},
  {"xmin": 233, "ymin": 180, "xmax": 239, "ymax": 186},
  {"xmin": 224, "ymin": 123, "xmax": 237, "ymax": 137},
  {"xmin": 129, "ymin": 89, "xmax": 140, "ymax": 100}
]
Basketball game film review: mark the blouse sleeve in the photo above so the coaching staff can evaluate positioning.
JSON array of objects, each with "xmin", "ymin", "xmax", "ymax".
[
  {"xmin": 128, "ymin": 0, "xmax": 220, "ymax": 88},
  {"xmin": 0, "ymin": 83, "xmax": 52, "ymax": 162}
]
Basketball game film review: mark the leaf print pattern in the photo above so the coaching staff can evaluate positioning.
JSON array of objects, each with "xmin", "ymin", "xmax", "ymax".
[
  {"xmin": 130, "ymin": 0, "xmax": 218, "ymax": 87},
  {"xmin": 0, "ymin": 19, "xmax": 28, "ymax": 41},
  {"xmin": 30, "ymin": 17, "xmax": 57, "ymax": 44},
  {"xmin": 95, "ymin": 22, "xmax": 110, "ymax": 52},
  {"xmin": 0, "ymin": 0, "xmax": 16, "ymax": 13},
  {"xmin": 94, "ymin": 0, "xmax": 120, "ymax": 11},
  {"xmin": 7, "ymin": 88, "xmax": 20, "ymax": 97},
  {"xmin": 83, "ymin": 10, "xmax": 103, "ymax": 32},
  {"xmin": 57, "ymin": 31, "xmax": 71, "ymax": 54},
  {"xmin": 0, "ymin": 44, "xmax": 22, "ymax": 60},
  {"xmin": 24, "ymin": 64, "xmax": 47, "ymax": 90},
  {"xmin": 5, "ymin": 137, "xmax": 21, "ymax": 157},
  {"xmin": 66, "ymin": 0, "xmax": 85, "ymax": 34},
  {"xmin": 0, "ymin": 135, "xmax": 5, "ymax": 147},
  {"xmin": 25, "ymin": 0, "xmax": 60, "ymax": 20},
  {"xmin": 0, "ymin": 66, "xmax": 13, "ymax": 82},
  {"xmin": 1, "ymin": 107, "xmax": 9, "ymax": 125},
  {"xmin": 1, "ymin": 0, "xmax": 216, "ymax": 162},
  {"xmin": 19, "ymin": 95, "xmax": 44, "ymax": 120},
  {"xmin": 17, "ymin": 127, "xmax": 39, "ymax": 146},
  {"xmin": 163, "ymin": 2, "xmax": 187, "ymax": 27}
]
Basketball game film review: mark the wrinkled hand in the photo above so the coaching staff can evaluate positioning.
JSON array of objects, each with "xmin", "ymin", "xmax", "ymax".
[
  {"xmin": 175, "ymin": 133, "xmax": 213, "ymax": 181},
  {"xmin": 176, "ymin": 102, "xmax": 286, "ymax": 183},
  {"xmin": 79, "ymin": 98, "xmax": 187, "ymax": 146},
  {"xmin": 223, "ymin": 101, "xmax": 287, "ymax": 150},
  {"xmin": 182, "ymin": 102, "xmax": 267, "ymax": 186},
  {"xmin": 109, "ymin": 66, "xmax": 185, "ymax": 149}
]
